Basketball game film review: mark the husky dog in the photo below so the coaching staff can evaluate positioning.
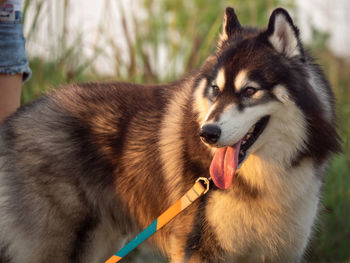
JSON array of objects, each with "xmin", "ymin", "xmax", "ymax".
[{"xmin": 0, "ymin": 7, "xmax": 340, "ymax": 263}]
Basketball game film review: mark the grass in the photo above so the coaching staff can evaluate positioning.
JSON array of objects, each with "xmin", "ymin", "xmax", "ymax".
[
  {"xmin": 315, "ymin": 155, "xmax": 350, "ymax": 262},
  {"xmin": 21, "ymin": 0, "xmax": 350, "ymax": 261},
  {"xmin": 307, "ymin": 49, "xmax": 350, "ymax": 263}
]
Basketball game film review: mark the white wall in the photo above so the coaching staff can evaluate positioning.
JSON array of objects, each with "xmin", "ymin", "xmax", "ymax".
[{"xmin": 296, "ymin": 0, "xmax": 350, "ymax": 57}]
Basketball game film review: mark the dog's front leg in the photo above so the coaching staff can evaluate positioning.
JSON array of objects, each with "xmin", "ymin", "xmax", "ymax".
[{"xmin": 167, "ymin": 235, "xmax": 188, "ymax": 263}]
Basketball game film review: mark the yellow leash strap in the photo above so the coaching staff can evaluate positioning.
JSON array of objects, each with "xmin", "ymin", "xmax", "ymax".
[{"xmin": 105, "ymin": 177, "xmax": 211, "ymax": 263}]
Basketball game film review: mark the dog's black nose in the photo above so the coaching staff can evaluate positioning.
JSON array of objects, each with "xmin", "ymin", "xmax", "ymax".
[{"xmin": 200, "ymin": 124, "xmax": 221, "ymax": 144}]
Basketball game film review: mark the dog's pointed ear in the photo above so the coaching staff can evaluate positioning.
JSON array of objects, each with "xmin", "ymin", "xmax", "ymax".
[
  {"xmin": 218, "ymin": 7, "xmax": 242, "ymax": 48},
  {"xmin": 266, "ymin": 8, "xmax": 303, "ymax": 59}
]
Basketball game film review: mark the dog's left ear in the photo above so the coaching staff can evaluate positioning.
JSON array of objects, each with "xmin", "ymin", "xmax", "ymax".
[
  {"xmin": 218, "ymin": 7, "xmax": 242, "ymax": 48},
  {"xmin": 266, "ymin": 8, "xmax": 304, "ymax": 59}
]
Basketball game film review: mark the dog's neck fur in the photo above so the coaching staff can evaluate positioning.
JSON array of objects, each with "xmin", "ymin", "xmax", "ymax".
[{"xmin": 204, "ymin": 157, "xmax": 320, "ymax": 261}]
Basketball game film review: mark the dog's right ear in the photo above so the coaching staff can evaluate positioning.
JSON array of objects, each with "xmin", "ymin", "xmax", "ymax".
[
  {"xmin": 218, "ymin": 7, "xmax": 242, "ymax": 49},
  {"xmin": 265, "ymin": 8, "xmax": 304, "ymax": 59}
]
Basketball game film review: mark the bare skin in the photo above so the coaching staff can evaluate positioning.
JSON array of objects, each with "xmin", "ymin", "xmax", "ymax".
[{"xmin": 0, "ymin": 74, "xmax": 22, "ymax": 125}]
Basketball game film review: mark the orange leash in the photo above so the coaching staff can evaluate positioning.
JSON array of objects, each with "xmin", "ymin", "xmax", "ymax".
[{"xmin": 105, "ymin": 177, "xmax": 211, "ymax": 263}]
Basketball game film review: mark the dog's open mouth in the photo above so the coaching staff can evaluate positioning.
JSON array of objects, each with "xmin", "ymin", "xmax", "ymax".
[
  {"xmin": 209, "ymin": 116, "xmax": 270, "ymax": 189},
  {"xmin": 238, "ymin": 116, "xmax": 270, "ymax": 164}
]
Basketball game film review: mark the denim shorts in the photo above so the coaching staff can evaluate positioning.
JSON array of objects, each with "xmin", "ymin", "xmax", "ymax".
[{"xmin": 0, "ymin": 11, "xmax": 31, "ymax": 82}]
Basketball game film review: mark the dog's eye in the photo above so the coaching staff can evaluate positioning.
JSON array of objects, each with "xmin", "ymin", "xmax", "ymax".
[
  {"xmin": 243, "ymin": 87, "xmax": 257, "ymax": 97},
  {"xmin": 211, "ymin": 85, "xmax": 221, "ymax": 97}
]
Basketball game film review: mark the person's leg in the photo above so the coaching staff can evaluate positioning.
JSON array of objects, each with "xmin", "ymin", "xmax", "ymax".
[
  {"xmin": 0, "ymin": 74, "xmax": 22, "ymax": 123},
  {"xmin": 0, "ymin": 0, "xmax": 31, "ymax": 125}
]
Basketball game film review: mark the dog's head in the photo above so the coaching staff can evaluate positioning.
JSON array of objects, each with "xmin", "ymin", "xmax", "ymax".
[{"xmin": 194, "ymin": 7, "xmax": 310, "ymax": 189}]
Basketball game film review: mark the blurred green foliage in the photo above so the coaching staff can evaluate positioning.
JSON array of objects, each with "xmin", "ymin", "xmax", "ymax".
[{"xmin": 21, "ymin": 0, "xmax": 350, "ymax": 262}]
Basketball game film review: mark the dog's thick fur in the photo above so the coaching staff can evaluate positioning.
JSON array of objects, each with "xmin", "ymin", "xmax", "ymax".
[{"xmin": 0, "ymin": 7, "xmax": 340, "ymax": 263}]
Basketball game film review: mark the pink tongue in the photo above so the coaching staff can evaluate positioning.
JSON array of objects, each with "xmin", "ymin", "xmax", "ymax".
[{"xmin": 209, "ymin": 141, "xmax": 241, "ymax": 189}]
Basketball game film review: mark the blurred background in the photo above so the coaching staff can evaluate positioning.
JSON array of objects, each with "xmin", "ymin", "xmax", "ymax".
[{"xmin": 21, "ymin": 0, "xmax": 349, "ymax": 262}]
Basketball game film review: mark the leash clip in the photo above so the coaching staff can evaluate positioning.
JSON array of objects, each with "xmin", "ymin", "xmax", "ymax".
[{"xmin": 196, "ymin": 177, "xmax": 210, "ymax": 194}]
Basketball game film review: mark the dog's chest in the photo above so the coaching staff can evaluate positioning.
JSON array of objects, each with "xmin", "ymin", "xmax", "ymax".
[{"xmin": 205, "ymin": 171, "xmax": 321, "ymax": 260}]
